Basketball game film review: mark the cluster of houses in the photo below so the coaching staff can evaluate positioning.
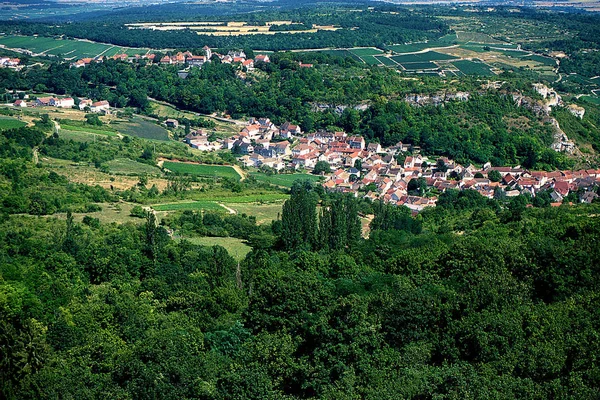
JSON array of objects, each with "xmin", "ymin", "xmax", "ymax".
[
  {"xmin": 0, "ymin": 57, "xmax": 20, "ymax": 68},
  {"xmin": 10, "ymin": 96, "xmax": 110, "ymax": 113},
  {"xmin": 179, "ymin": 116, "xmax": 600, "ymax": 211},
  {"xmin": 70, "ymin": 47, "xmax": 272, "ymax": 71}
]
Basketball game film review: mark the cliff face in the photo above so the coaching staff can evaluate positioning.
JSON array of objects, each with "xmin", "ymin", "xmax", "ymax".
[{"xmin": 404, "ymin": 91, "xmax": 470, "ymax": 106}]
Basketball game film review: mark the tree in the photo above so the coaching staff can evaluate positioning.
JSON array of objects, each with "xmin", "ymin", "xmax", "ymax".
[
  {"xmin": 488, "ymin": 169, "xmax": 502, "ymax": 182},
  {"xmin": 280, "ymin": 180, "xmax": 319, "ymax": 250},
  {"xmin": 313, "ymin": 160, "xmax": 331, "ymax": 175}
]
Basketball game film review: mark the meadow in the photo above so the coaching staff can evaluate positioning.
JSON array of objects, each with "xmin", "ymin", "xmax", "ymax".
[
  {"xmin": 162, "ymin": 161, "xmax": 242, "ymax": 180},
  {"xmin": 179, "ymin": 236, "xmax": 252, "ymax": 261}
]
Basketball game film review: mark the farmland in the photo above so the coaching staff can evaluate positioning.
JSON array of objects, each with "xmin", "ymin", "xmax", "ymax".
[
  {"xmin": 162, "ymin": 161, "xmax": 242, "ymax": 180},
  {"xmin": 400, "ymin": 62, "xmax": 439, "ymax": 71},
  {"xmin": 106, "ymin": 158, "xmax": 162, "ymax": 176},
  {"xmin": 0, "ymin": 34, "xmax": 150, "ymax": 60},
  {"xmin": 391, "ymin": 51, "xmax": 456, "ymax": 64},
  {"xmin": 126, "ymin": 21, "xmax": 340, "ymax": 36},
  {"xmin": 453, "ymin": 60, "xmax": 496, "ymax": 76},
  {"xmin": 112, "ymin": 117, "xmax": 170, "ymax": 141},
  {"xmin": 0, "ymin": 116, "xmax": 26, "ymax": 130}
]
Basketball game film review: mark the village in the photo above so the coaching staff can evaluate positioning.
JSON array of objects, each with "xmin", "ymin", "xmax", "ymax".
[{"xmin": 181, "ymin": 115, "xmax": 600, "ymax": 211}]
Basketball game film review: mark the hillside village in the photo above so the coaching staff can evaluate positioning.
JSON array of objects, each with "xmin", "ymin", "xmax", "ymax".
[
  {"xmin": 69, "ymin": 46, "xmax": 281, "ymax": 71},
  {"xmin": 180, "ymin": 115, "xmax": 600, "ymax": 211}
]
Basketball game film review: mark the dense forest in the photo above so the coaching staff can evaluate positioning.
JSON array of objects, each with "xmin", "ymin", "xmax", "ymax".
[{"xmin": 2, "ymin": 148, "xmax": 600, "ymax": 398}]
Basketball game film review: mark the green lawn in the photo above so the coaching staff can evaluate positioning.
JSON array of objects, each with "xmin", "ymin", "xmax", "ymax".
[
  {"xmin": 0, "ymin": 116, "xmax": 27, "ymax": 130},
  {"xmin": 180, "ymin": 236, "xmax": 251, "ymax": 261},
  {"xmin": 250, "ymin": 172, "xmax": 322, "ymax": 188},
  {"xmin": 163, "ymin": 161, "xmax": 242, "ymax": 180}
]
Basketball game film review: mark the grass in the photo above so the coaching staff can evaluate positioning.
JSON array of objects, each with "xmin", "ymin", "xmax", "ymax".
[
  {"xmin": 0, "ymin": 116, "xmax": 27, "ymax": 130},
  {"xmin": 153, "ymin": 201, "xmax": 227, "ymax": 212},
  {"xmin": 113, "ymin": 117, "xmax": 170, "ymax": 141},
  {"xmin": 453, "ymin": 60, "xmax": 495, "ymax": 76},
  {"xmin": 391, "ymin": 51, "xmax": 456, "ymax": 63},
  {"xmin": 250, "ymin": 172, "xmax": 322, "ymax": 187},
  {"xmin": 106, "ymin": 158, "xmax": 162, "ymax": 175},
  {"xmin": 181, "ymin": 236, "xmax": 251, "ymax": 261},
  {"xmin": 60, "ymin": 124, "xmax": 118, "ymax": 136},
  {"xmin": 224, "ymin": 202, "xmax": 283, "ymax": 224},
  {"xmin": 400, "ymin": 62, "xmax": 439, "ymax": 70},
  {"xmin": 163, "ymin": 161, "xmax": 242, "ymax": 181},
  {"xmin": 581, "ymin": 96, "xmax": 600, "ymax": 106}
]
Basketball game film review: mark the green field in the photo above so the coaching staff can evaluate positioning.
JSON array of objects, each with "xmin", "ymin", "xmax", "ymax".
[
  {"xmin": 224, "ymin": 202, "xmax": 283, "ymax": 224},
  {"xmin": 0, "ymin": 116, "xmax": 26, "ymax": 130},
  {"xmin": 250, "ymin": 172, "xmax": 322, "ymax": 187},
  {"xmin": 391, "ymin": 51, "xmax": 456, "ymax": 64},
  {"xmin": 400, "ymin": 61, "xmax": 439, "ymax": 70},
  {"xmin": 106, "ymin": 158, "xmax": 162, "ymax": 175},
  {"xmin": 153, "ymin": 192, "xmax": 288, "ymax": 212},
  {"xmin": 0, "ymin": 35, "xmax": 149, "ymax": 60},
  {"xmin": 181, "ymin": 236, "xmax": 251, "ymax": 261},
  {"xmin": 387, "ymin": 34, "xmax": 457, "ymax": 53},
  {"xmin": 113, "ymin": 118, "xmax": 170, "ymax": 141},
  {"xmin": 361, "ymin": 55, "xmax": 382, "ymax": 65},
  {"xmin": 453, "ymin": 60, "xmax": 495, "ymax": 76},
  {"xmin": 60, "ymin": 124, "xmax": 118, "ymax": 136},
  {"xmin": 581, "ymin": 96, "xmax": 600, "ymax": 105},
  {"xmin": 349, "ymin": 47, "xmax": 384, "ymax": 56},
  {"xmin": 521, "ymin": 54, "xmax": 556, "ymax": 66},
  {"xmin": 375, "ymin": 56, "xmax": 398, "ymax": 66},
  {"xmin": 163, "ymin": 161, "xmax": 242, "ymax": 180}
]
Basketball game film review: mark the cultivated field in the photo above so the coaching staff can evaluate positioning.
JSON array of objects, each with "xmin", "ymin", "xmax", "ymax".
[
  {"xmin": 0, "ymin": 116, "xmax": 26, "ymax": 130},
  {"xmin": 126, "ymin": 21, "xmax": 340, "ymax": 36},
  {"xmin": 113, "ymin": 117, "xmax": 170, "ymax": 141},
  {"xmin": 0, "ymin": 35, "xmax": 150, "ymax": 60},
  {"xmin": 162, "ymin": 161, "xmax": 242, "ymax": 180},
  {"xmin": 452, "ymin": 60, "xmax": 496, "ymax": 76},
  {"xmin": 391, "ymin": 51, "xmax": 456, "ymax": 63},
  {"xmin": 400, "ymin": 62, "xmax": 439, "ymax": 71},
  {"xmin": 106, "ymin": 158, "xmax": 162, "ymax": 175}
]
